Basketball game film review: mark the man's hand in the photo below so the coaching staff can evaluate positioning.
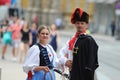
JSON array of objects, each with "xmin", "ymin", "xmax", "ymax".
[{"xmin": 65, "ymin": 60, "xmax": 72, "ymax": 69}]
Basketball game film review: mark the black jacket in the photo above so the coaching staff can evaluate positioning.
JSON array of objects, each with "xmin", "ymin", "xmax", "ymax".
[{"xmin": 70, "ymin": 34, "xmax": 99, "ymax": 80}]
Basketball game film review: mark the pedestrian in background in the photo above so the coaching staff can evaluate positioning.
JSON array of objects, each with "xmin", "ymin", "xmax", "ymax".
[
  {"xmin": 8, "ymin": 17, "xmax": 22, "ymax": 61},
  {"xmin": 19, "ymin": 21, "xmax": 32, "ymax": 63},
  {"xmin": 55, "ymin": 18, "xmax": 62, "ymax": 29},
  {"xmin": 0, "ymin": 20, "xmax": 12, "ymax": 59},
  {"xmin": 23, "ymin": 25, "xmax": 62, "ymax": 80},
  {"xmin": 30, "ymin": 23, "xmax": 38, "ymax": 47},
  {"xmin": 59, "ymin": 8, "xmax": 99, "ymax": 80},
  {"xmin": 110, "ymin": 20, "xmax": 116, "ymax": 36},
  {"xmin": 49, "ymin": 24, "xmax": 60, "ymax": 52}
]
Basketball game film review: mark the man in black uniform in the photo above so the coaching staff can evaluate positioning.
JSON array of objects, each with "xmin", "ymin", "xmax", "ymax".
[{"xmin": 61, "ymin": 8, "xmax": 99, "ymax": 80}]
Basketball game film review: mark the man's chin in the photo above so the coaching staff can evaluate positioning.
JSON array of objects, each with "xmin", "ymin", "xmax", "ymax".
[{"xmin": 77, "ymin": 30, "xmax": 82, "ymax": 32}]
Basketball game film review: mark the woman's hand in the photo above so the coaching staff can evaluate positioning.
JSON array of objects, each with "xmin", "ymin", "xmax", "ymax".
[
  {"xmin": 41, "ymin": 66, "xmax": 50, "ymax": 72},
  {"xmin": 34, "ymin": 66, "xmax": 50, "ymax": 73}
]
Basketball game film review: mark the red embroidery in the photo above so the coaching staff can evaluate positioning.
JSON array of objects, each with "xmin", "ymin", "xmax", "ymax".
[{"xmin": 48, "ymin": 54, "xmax": 52, "ymax": 57}]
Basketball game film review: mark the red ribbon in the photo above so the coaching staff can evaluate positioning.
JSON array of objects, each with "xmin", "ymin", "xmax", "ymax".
[{"xmin": 28, "ymin": 71, "xmax": 32, "ymax": 80}]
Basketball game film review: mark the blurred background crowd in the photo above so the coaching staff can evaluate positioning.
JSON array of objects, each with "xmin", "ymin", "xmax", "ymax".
[
  {"xmin": 0, "ymin": 0, "xmax": 120, "ymax": 61},
  {"xmin": 0, "ymin": 0, "xmax": 120, "ymax": 35},
  {"xmin": 0, "ymin": 0, "xmax": 120, "ymax": 80}
]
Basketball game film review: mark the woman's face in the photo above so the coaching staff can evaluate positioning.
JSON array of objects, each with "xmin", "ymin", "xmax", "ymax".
[
  {"xmin": 38, "ymin": 28, "xmax": 50, "ymax": 44},
  {"xmin": 24, "ymin": 22, "xmax": 29, "ymax": 29},
  {"xmin": 32, "ymin": 23, "xmax": 37, "ymax": 30},
  {"xmin": 51, "ymin": 24, "xmax": 56, "ymax": 30}
]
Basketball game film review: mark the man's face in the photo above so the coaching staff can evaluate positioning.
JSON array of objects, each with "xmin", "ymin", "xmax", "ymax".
[{"xmin": 74, "ymin": 21, "xmax": 88, "ymax": 32}]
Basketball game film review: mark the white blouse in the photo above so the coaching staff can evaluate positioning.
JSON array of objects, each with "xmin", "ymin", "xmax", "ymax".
[
  {"xmin": 59, "ymin": 41, "xmax": 73, "ymax": 65},
  {"xmin": 59, "ymin": 33, "xmax": 87, "ymax": 65},
  {"xmin": 23, "ymin": 44, "xmax": 61, "ymax": 74}
]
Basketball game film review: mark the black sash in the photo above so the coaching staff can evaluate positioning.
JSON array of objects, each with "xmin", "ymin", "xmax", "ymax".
[{"xmin": 37, "ymin": 43, "xmax": 53, "ymax": 69}]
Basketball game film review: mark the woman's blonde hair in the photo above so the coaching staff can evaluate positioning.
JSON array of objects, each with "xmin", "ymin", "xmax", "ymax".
[
  {"xmin": 38, "ymin": 25, "xmax": 50, "ymax": 34},
  {"xmin": 23, "ymin": 21, "xmax": 29, "ymax": 29}
]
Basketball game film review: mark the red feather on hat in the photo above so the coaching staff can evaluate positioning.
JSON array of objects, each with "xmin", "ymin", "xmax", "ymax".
[{"xmin": 71, "ymin": 8, "xmax": 83, "ymax": 24}]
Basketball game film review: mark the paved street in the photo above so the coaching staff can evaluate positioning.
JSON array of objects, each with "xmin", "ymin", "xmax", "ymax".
[
  {"xmin": 0, "ymin": 29, "xmax": 120, "ymax": 80},
  {"xmin": 96, "ymin": 35, "xmax": 120, "ymax": 80}
]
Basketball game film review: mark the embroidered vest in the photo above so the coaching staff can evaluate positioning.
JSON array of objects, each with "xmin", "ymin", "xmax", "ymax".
[{"xmin": 37, "ymin": 43, "xmax": 53, "ymax": 69}]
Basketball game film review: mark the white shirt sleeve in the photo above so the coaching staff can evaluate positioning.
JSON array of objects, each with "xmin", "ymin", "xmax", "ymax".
[
  {"xmin": 47, "ymin": 44, "xmax": 62, "ymax": 69},
  {"xmin": 59, "ymin": 42, "xmax": 70, "ymax": 65},
  {"xmin": 23, "ymin": 45, "xmax": 40, "ymax": 74}
]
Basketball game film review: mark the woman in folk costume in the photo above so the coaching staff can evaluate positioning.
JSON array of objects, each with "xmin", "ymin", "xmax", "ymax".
[
  {"xmin": 23, "ymin": 25, "xmax": 62, "ymax": 80},
  {"xmin": 59, "ymin": 8, "xmax": 99, "ymax": 80}
]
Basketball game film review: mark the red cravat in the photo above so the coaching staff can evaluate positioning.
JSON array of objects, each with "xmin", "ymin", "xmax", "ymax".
[{"xmin": 68, "ymin": 31, "xmax": 86, "ymax": 50}]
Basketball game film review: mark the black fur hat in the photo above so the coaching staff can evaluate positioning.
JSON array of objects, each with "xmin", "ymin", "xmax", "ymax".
[{"xmin": 71, "ymin": 8, "xmax": 89, "ymax": 24}]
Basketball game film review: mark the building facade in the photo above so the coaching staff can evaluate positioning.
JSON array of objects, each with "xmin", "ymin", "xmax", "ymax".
[
  {"xmin": 21, "ymin": 0, "xmax": 117, "ymax": 34},
  {"xmin": 21, "ymin": 0, "xmax": 94, "ymax": 26}
]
